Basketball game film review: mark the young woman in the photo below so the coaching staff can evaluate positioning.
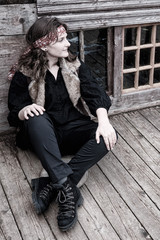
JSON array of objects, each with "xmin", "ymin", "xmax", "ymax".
[{"xmin": 8, "ymin": 17, "xmax": 117, "ymax": 231}]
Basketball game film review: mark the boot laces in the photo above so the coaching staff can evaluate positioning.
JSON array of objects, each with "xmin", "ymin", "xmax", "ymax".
[
  {"xmin": 39, "ymin": 183, "xmax": 54, "ymax": 204},
  {"xmin": 57, "ymin": 183, "xmax": 75, "ymax": 218}
]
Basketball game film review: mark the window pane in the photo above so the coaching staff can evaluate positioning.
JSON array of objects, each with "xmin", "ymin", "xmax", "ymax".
[
  {"xmin": 140, "ymin": 48, "xmax": 151, "ymax": 66},
  {"xmin": 141, "ymin": 26, "xmax": 152, "ymax": 45},
  {"xmin": 124, "ymin": 50, "xmax": 136, "ymax": 69},
  {"xmin": 139, "ymin": 70, "xmax": 150, "ymax": 86},
  {"xmin": 155, "ymin": 47, "xmax": 160, "ymax": 64},
  {"xmin": 156, "ymin": 25, "xmax": 160, "ymax": 43},
  {"xmin": 68, "ymin": 32, "xmax": 79, "ymax": 55},
  {"xmin": 124, "ymin": 28, "xmax": 137, "ymax": 47},
  {"xmin": 123, "ymin": 73, "xmax": 135, "ymax": 89},
  {"xmin": 84, "ymin": 29, "xmax": 107, "ymax": 89},
  {"xmin": 154, "ymin": 68, "xmax": 160, "ymax": 83}
]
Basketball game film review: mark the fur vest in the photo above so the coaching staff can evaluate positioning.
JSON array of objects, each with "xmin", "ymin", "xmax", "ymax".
[{"xmin": 22, "ymin": 57, "xmax": 96, "ymax": 120}]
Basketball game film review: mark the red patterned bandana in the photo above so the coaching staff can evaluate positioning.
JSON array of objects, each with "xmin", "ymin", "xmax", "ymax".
[
  {"xmin": 33, "ymin": 25, "xmax": 66, "ymax": 48},
  {"xmin": 8, "ymin": 25, "xmax": 66, "ymax": 80}
]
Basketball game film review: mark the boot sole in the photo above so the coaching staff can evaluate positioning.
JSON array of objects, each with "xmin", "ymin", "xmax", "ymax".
[{"xmin": 58, "ymin": 193, "xmax": 84, "ymax": 231}]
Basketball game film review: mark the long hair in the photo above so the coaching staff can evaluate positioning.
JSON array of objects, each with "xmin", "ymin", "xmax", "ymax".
[{"xmin": 17, "ymin": 17, "xmax": 76, "ymax": 83}]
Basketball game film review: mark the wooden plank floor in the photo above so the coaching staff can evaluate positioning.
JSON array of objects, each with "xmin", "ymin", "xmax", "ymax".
[{"xmin": 0, "ymin": 106, "xmax": 160, "ymax": 240}]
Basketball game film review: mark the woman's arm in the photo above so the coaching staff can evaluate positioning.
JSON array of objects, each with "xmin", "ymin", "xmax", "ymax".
[
  {"xmin": 8, "ymin": 71, "xmax": 33, "ymax": 127},
  {"xmin": 79, "ymin": 61, "xmax": 111, "ymax": 116}
]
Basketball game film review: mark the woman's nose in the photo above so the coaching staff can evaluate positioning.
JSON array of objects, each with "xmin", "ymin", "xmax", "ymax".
[{"xmin": 66, "ymin": 39, "xmax": 71, "ymax": 47}]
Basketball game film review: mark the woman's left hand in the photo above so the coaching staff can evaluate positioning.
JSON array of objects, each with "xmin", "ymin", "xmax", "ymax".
[
  {"xmin": 96, "ymin": 122, "xmax": 117, "ymax": 151},
  {"xmin": 96, "ymin": 108, "xmax": 117, "ymax": 151}
]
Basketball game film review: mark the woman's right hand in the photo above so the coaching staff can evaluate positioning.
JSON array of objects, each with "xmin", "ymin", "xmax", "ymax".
[{"xmin": 18, "ymin": 103, "xmax": 45, "ymax": 120}]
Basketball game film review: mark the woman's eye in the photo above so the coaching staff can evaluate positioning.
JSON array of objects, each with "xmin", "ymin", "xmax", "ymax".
[{"xmin": 59, "ymin": 38, "xmax": 64, "ymax": 42}]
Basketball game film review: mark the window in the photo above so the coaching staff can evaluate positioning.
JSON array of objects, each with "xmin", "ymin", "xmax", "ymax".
[
  {"xmin": 122, "ymin": 24, "xmax": 160, "ymax": 93},
  {"xmin": 68, "ymin": 28, "xmax": 109, "ymax": 91}
]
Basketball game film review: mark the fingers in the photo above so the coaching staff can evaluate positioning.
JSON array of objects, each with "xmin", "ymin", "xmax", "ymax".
[
  {"xmin": 96, "ymin": 131, "xmax": 100, "ymax": 144},
  {"xmin": 97, "ymin": 129, "xmax": 117, "ymax": 151},
  {"xmin": 106, "ymin": 130, "xmax": 117, "ymax": 151},
  {"xmin": 23, "ymin": 104, "xmax": 45, "ymax": 120}
]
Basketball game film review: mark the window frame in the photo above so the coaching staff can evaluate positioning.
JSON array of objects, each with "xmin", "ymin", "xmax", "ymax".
[{"xmin": 122, "ymin": 23, "xmax": 160, "ymax": 94}]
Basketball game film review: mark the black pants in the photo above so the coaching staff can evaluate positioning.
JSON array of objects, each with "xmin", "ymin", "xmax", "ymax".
[{"xmin": 24, "ymin": 112, "xmax": 109, "ymax": 185}]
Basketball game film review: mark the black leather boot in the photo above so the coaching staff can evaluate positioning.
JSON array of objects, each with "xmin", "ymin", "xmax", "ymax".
[{"xmin": 55, "ymin": 178, "xmax": 83, "ymax": 231}]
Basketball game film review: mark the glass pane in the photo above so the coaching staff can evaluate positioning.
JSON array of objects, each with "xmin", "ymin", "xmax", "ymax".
[
  {"xmin": 155, "ymin": 47, "xmax": 160, "ymax": 64},
  {"xmin": 124, "ymin": 50, "xmax": 136, "ymax": 69},
  {"xmin": 156, "ymin": 25, "xmax": 160, "ymax": 43},
  {"xmin": 139, "ymin": 70, "xmax": 150, "ymax": 86},
  {"xmin": 123, "ymin": 73, "xmax": 135, "ymax": 89},
  {"xmin": 154, "ymin": 68, "xmax": 160, "ymax": 83},
  {"xmin": 68, "ymin": 32, "xmax": 79, "ymax": 55},
  {"xmin": 124, "ymin": 28, "xmax": 137, "ymax": 47},
  {"xmin": 140, "ymin": 48, "xmax": 151, "ymax": 66},
  {"xmin": 84, "ymin": 29, "xmax": 107, "ymax": 89},
  {"xmin": 141, "ymin": 26, "xmax": 152, "ymax": 45}
]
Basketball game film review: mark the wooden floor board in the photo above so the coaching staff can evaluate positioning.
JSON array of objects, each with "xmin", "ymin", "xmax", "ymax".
[
  {"xmin": 123, "ymin": 111, "xmax": 160, "ymax": 152},
  {"xmin": 98, "ymin": 152, "xmax": 160, "ymax": 240},
  {"xmin": 0, "ymin": 181, "xmax": 22, "ymax": 240},
  {"xmin": 0, "ymin": 141, "xmax": 56, "ymax": 240},
  {"xmin": 17, "ymin": 147, "xmax": 120, "ymax": 239},
  {"xmin": 139, "ymin": 107, "xmax": 160, "ymax": 131},
  {"xmin": 0, "ymin": 107, "xmax": 160, "ymax": 240},
  {"xmin": 86, "ymin": 165, "xmax": 148, "ymax": 240},
  {"xmin": 110, "ymin": 114, "xmax": 160, "ymax": 177}
]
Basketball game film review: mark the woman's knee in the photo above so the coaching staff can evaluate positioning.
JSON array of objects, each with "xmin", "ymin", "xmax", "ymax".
[{"xmin": 24, "ymin": 112, "xmax": 51, "ymax": 128}]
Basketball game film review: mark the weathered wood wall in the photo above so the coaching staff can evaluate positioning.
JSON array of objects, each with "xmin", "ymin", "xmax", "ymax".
[
  {"xmin": 37, "ymin": 0, "xmax": 160, "ymax": 30},
  {"xmin": 1, "ymin": 1, "xmax": 160, "ymax": 134},
  {"xmin": 0, "ymin": 4, "xmax": 37, "ymax": 134}
]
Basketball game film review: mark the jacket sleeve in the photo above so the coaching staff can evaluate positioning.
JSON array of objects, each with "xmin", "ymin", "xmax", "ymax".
[
  {"xmin": 78, "ymin": 61, "xmax": 111, "ymax": 117},
  {"xmin": 7, "ymin": 71, "xmax": 32, "ymax": 127}
]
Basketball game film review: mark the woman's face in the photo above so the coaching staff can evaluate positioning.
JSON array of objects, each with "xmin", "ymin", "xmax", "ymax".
[{"xmin": 45, "ymin": 32, "xmax": 71, "ymax": 59}]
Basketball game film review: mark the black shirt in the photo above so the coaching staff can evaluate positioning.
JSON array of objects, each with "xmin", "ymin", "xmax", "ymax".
[{"xmin": 8, "ymin": 61, "xmax": 111, "ymax": 127}]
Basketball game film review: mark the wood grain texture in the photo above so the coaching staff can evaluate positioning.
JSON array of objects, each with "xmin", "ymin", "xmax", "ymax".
[
  {"xmin": 0, "ymin": 141, "xmax": 56, "ymax": 240},
  {"xmin": 0, "ymin": 107, "xmax": 160, "ymax": 239},
  {"xmin": 37, "ymin": 0, "xmax": 160, "ymax": 14},
  {"xmin": 98, "ymin": 151, "xmax": 160, "ymax": 240},
  {"xmin": 0, "ymin": 4, "xmax": 37, "ymax": 35},
  {"xmin": 0, "ymin": 182, "xmax": 22, "ymax": 240},
  {"xmin": 37, "ymin": 1, "xmax": 160, "ymax": 30},
  {"xmin": 17, "ymin": 149, "xmax": 119, "ymax": 240},
  {"xmin": 0, "ymin": 35, "xmax": 26, "ymax": 135}
]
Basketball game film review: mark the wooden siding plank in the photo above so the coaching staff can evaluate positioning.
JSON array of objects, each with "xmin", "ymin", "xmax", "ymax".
[
  {"xmin": 37, "ymin": 1, "xmax": 160, "ymax": 14},
  {"xmin": 37, "ymin": 1, "xmax": 160, "ymax": 29},
  {"xmin": 0, "ymin": 35, "xmax": 25, "ymax": 134},
  {"xmin": 0, "ymin": 141, "xmax": 56, "ymax": 240},
  {"xmin": 98, "ymin": 151, "xmax": 160, "ymax": 240},
  {"xmin": 0, "ymin": 4, "xmax": 37, "ymax": 35},
  {"xmin": 41, "ymin": 9, "xmax": 160, "ymax": 31},
  {"xmin": 110, "ymin": 88, "xmax": 160, "ymax": 115}
]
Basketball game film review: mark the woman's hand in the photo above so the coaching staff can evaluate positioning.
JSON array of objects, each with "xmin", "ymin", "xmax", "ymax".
[
  {"xmin": 96, "ymin": 108, "xmax": 117, "ymax": 151},
  {"xmin": 18, "ymin": 103, "xmax": 45, "ymax": 121}
]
